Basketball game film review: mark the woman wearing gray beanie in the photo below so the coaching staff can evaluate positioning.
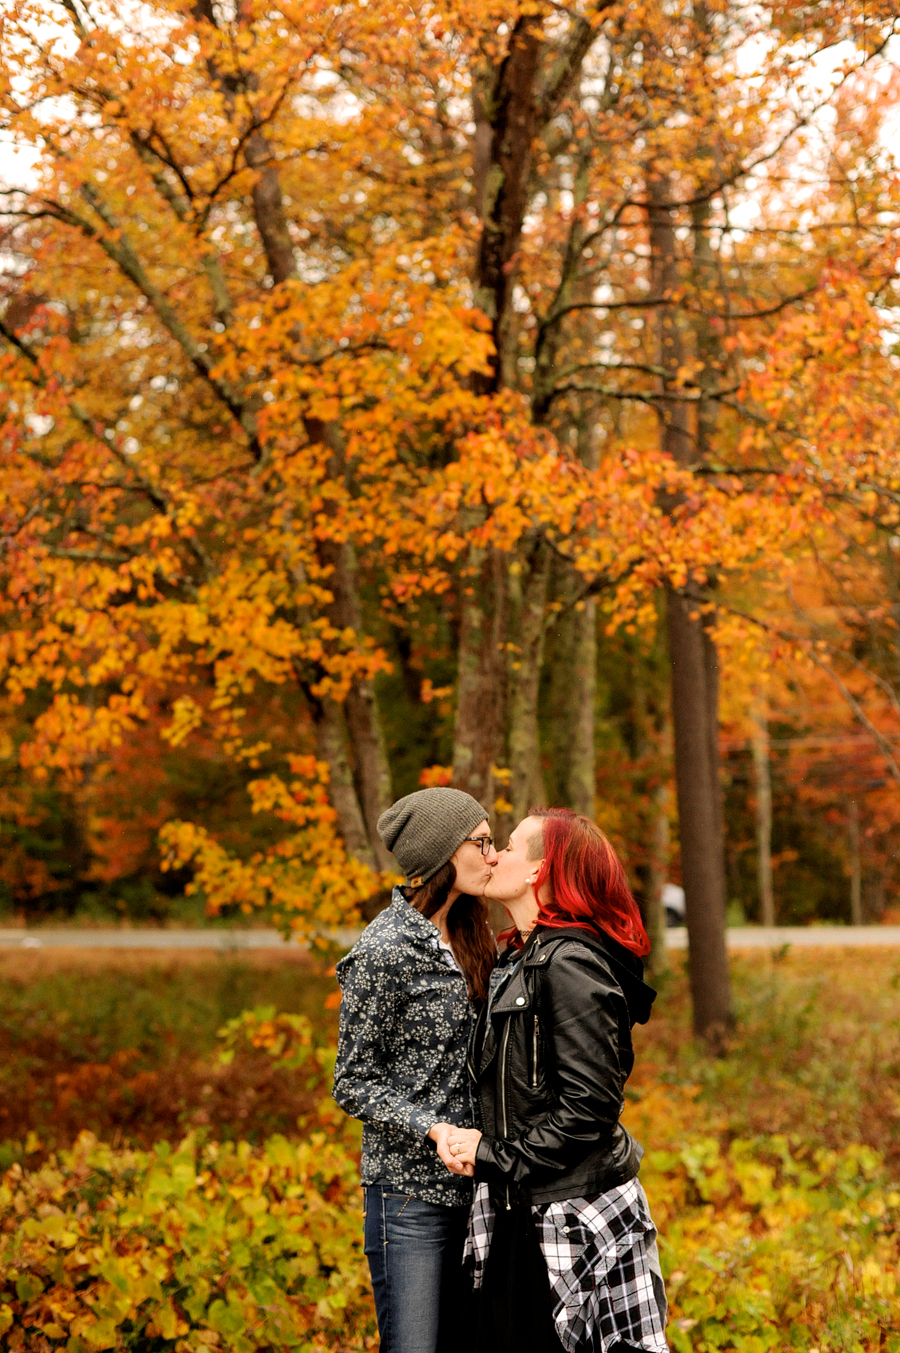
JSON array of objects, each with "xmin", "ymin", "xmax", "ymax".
[{"xmin": 333, "ymin": 786, "xmax": 499, "ymax": 1353}]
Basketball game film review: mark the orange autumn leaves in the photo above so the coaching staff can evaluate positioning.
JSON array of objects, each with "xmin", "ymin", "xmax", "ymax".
[{"xmin": 0, "ymin": 0, "xmax": 897, "ymax": 927}]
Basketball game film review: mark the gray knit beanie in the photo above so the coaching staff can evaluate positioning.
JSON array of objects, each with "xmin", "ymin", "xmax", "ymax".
[{"xmin": 377, "ymin": 787, "xmax": 491, "ymax": 886}]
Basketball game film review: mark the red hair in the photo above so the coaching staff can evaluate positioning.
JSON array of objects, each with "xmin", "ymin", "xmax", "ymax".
[{"xmin": 528, "ymin": 808, "xmax": 650, "ymax": 958}]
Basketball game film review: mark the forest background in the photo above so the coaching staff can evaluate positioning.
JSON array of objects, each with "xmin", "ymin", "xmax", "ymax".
[
  {"xmin": 3, "ymin": 5, "xmax": 900, "ymax": 1349},
  {"xmin": 0, "ymin": 0, "xmax": 899, "ymax": 1039}
]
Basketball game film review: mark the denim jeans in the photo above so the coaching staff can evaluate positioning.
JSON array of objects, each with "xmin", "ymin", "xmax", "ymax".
[{"xmin": 363, "ymin": 1184, "xmax": 471, "ymax": 1353}]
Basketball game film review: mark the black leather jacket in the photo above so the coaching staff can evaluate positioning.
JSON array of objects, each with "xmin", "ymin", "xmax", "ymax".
[{"xmin": 470, "ymin": 925, "xmax": 656, "ymax": 1206}]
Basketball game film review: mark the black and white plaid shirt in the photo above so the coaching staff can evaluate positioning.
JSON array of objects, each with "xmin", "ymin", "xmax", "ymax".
[{"xmin": 464, "ymin": 1177, "xmax": 668, "ymax": 1353}]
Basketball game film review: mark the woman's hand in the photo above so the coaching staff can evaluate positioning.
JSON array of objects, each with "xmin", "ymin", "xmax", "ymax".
[
  {"xmin": 427, "ymin": 1121, "xmax": 474, "ymax": 1176},
  {"xmin": 446, "ymin": 1126, "xmax": 482, "ymax": 1168}
]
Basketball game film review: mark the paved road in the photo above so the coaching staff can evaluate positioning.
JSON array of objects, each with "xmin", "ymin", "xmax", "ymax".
[
  {"xmin": 2, "ymin": 925, "xmax": 900, "ymax": 950},
  {"xmin": 0, "ymin": 927, "xmax": 351, "ymax": 951},
  {"xmin": 665, "ymin": 925, "xmax": 900, "ymax": 949}
]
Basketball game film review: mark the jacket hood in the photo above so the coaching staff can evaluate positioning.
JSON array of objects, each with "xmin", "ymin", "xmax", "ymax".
[{"xmin": 533, "ymin": 926, "xmax": 658, "ymax": 1026}]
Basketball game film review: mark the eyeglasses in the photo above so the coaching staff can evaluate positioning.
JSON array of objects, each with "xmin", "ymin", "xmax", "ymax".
[{"xmin": 462, "ymin": 835, "xmax": 494, "ymax": 857}]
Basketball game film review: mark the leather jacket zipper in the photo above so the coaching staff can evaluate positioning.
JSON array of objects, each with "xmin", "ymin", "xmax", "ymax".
[
  {"xmin": 499, "ymin": 1018, "xmax": 512, "ymax": 1138},
  {"xmin": 530, "ymin": 937, "xmax": 541, "ymax": 1091},
  {"xmin": 499, "ymin": 1018, "xmax": 512, "ymax": 1208}
]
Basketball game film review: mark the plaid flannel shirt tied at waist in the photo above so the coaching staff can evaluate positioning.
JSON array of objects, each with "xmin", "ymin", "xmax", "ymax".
[{"xmin": 464, "ymin": 1176, "xmax": 669, "ymax": 1353}]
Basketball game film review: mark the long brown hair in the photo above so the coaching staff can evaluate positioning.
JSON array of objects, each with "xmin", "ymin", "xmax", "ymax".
[{"xmin": 404, "ymin": 862, "xmax": 496, "ymax": 1004}]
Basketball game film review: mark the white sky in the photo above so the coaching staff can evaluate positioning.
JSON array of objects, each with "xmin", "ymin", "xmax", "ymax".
[{"xmin": 0, "ymin": 17, "xmax": 896, "ymax": 208}]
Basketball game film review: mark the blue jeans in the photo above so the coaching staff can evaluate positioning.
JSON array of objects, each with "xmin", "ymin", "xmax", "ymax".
[{"xmin": 363, "ymin": 1185, "xmax": 471, "ymax": 1353}]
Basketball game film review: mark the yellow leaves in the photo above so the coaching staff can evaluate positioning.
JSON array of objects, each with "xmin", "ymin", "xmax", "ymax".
[
  {"xmin": 19, "ymin": 690, "xmax": 147, "ymax": 780},
  {"xmin": 159, "ymin": 758, "xmax": 381, "ymax": 934},
  {"xmin": 217, "ymin": 1006, "xmax": 315, "ymax": 1071},
  {"xmin": 162, "ymin": 695, "xmax": 204, "ymax": 748},
  {"xmin": 2, "ymin": 1085, "xmax": 900, "ymax": 1353},
  {"xmin": 419, "ymin": 678, "xmax": 453, "ymax": 704},
  {"xmin": 145, "ymin": 1301, "xmax": 188, "ymax": 1340},
  {"xmin": 626, "ymin": 1085, "xmax": 900, "ymax": 1352},
  {"xmin": 0, "ymin": 1128, "xmax": 374, "ymax": 1352},
  {"xmin": 3, "ymin": 0, "xmax": 894, "ymax": 935}
]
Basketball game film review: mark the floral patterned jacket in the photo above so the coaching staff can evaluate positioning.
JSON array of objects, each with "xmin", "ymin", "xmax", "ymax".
[{"xmin": 333, "ymin": 888, "xmax": 475, "ymax": 1206}]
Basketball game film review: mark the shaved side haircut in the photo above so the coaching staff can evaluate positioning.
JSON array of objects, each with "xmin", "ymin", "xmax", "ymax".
[{"xmin": 526, "ymin": 821, "xmax": 545, "ymax": 860}]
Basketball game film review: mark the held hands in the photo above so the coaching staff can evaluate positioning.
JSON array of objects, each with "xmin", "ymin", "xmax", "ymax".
[
  {"xmin": 427, "ymin": 1122, "xmax": 474, "ymax": 1177},
  {"xmin": 446, "ymin": 1126, "xmax": 482, "ymax": 1169}
]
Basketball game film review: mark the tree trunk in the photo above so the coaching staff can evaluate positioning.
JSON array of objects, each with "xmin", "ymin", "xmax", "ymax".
[
  {"xmin": 702, "ymin": 619, "xmax": 726, "ymax": 875},
  {"xmin": 318, "ymin": 537, "xmax": 394, "ymax": 870},
  {"xmin": 344, "ymin": 681, "xmax": 393, "ymax": 869},
  {"xmin": 230, "ymin": 68, "xmax": 393, "ymax": 867},
  {"xmin": 751, "ymin": 709, "xmax": 775, "ymax": 926},
  {"xmin": 645, "ymin": 782, "xmax": 670, "ymax": 976},
  {"xmin": 544, "ymin": 561, "xmax": 596, "ymax": 816},
  {"xmin": 459, "ymin": 15, "xmax": 605, "ymax": 822},
  {"xmin": 471, "ymin": 13, "xmax": 543, "ymax": 394},
  {"xmin": 567, "ymin": 595, "xmax": 597, "ymax": 817},
  {"xmin": 650, "ymin": 169, "xmax": 731, "ymax": 1043},
  {"xmin": 452, "ymin": 541, "xmax": 507, "ymax": 813},
  {"xmin": 470, "ymin": 3, "xmax": 606, "ymax": 390},
  {"xmin": 667, "ymin": 588, "xmax": 731, "ymax": 1042},
  {"xmin": 507, "ymin": 536, "xmax": 550, "ymax": 821},
  {"xmin": 307, "ymin": 690, "xmax": 379, "ymax": 873},
  {"xmin": 848, "ymin": 798, "xmax": 863, "ymax": 924},
  {"xmin": 245, "ymin": 131, "xmax": 298, "ymax": 289}
]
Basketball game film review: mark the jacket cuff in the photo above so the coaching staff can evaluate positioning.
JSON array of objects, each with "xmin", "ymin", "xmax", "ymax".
[
  {"xmin": 475, "ymin": 1135, "xmax": 494, "ymax": 1164},
  {"xmin": 409, "ymin": 1107, "xmax": 439, "ymax": 1138},
  {"xmin": 474, "ymin": 1134, "xmax": 499, "ymax": 1181}
]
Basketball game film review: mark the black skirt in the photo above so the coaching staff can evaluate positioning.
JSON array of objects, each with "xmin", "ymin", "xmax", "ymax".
[{"xmin": 473, "ymin": 1197, "xmax": 567, "ymax": 1353}]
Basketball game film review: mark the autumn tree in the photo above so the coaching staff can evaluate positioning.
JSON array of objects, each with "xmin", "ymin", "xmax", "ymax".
[
  {"xmin": 0, "ymin": 0, "xmax": 499, "ymax": 929},
  {"xmin": 1, "ymin": 0, "xmax": 900, "ymax": 1047},
  {"xmin": 443, "ymin": 0, "xmax": 899, "ymax": 1036}
]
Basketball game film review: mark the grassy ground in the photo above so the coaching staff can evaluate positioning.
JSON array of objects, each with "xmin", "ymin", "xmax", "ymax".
[
  {"xmin": 0, "ymin": 948, "xmax": 339, "ymax": 1158},
  {"xmin": 0, "ymin": 943, "xmax": 898, "ymax": 1165},
  {"xmin": 1, "ymin": 945, "xmax": 898, "ymax": 1352},
  {"xmin": 632, "ymin": 948, "xmax": 900, "ymax": 1166}
]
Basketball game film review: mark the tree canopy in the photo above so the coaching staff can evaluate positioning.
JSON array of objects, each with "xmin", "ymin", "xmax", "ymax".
[{"xmin": 0, "ymin": 0, "xmax": 899, "ymax": 1028}]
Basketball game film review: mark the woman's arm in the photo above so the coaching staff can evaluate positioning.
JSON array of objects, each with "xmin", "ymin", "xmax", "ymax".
[
  {"xmin": 472, "ymin": 945, "xmax": 627, "ymax": 1184},
  {"xmin": 332, "ymin": 946, "xmax": 438, "ymax": 1137}
]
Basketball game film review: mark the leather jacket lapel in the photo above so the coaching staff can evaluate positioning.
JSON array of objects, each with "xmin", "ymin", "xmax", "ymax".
[{"xmin": 478, "ymin": 935, "xmax": 539, "ymax": 1074}]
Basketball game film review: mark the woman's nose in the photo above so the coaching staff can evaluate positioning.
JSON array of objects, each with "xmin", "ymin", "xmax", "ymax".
[{"xmin": 485, "ymin": 844, "xmax": 500, "ymax": 865}]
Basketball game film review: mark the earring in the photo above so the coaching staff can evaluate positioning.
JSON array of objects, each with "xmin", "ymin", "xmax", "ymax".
[{"xmin": 525, "ymin": 876, "xmax": 534, "ymax": 884}]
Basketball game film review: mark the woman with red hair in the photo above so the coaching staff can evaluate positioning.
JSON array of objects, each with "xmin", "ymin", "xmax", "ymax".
[{"xmin": 446, "ymin": 809, "xmax": 668, "ymax": 1353}]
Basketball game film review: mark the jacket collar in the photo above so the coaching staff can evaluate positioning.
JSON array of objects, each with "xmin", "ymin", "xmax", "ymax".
[
  {"xmin": 388, "ymin": 887, "xmax": 447, "ymax": 954},
  {"xmin": 527, "ymin": 925, "xmax": 657, "ymax": 1025},
  {"xmin": 487, "ymin": 926, "xmax": 656, "ymax": 1024},
  {"xmin": 487, "ymin": 930, "xmax": 542, "ymax": 1016}
]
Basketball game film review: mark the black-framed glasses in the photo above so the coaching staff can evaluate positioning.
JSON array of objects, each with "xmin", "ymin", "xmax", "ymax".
[{"xmin": 462, "ymin": 835, "xmax": 494, "ymax": 857}]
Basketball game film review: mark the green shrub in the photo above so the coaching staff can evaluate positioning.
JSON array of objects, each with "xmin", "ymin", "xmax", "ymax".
[
  {"xmin": 630, "ymin": 1086, "xmax": 900, "ymax": 1352},
  {"xmin": 0, "ymin": 1129, "xmax": 374, "ymax": 1352},
  {"xmin": 3, "ymin": 1114, "xmax": 899, "ymax": 1352}
]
